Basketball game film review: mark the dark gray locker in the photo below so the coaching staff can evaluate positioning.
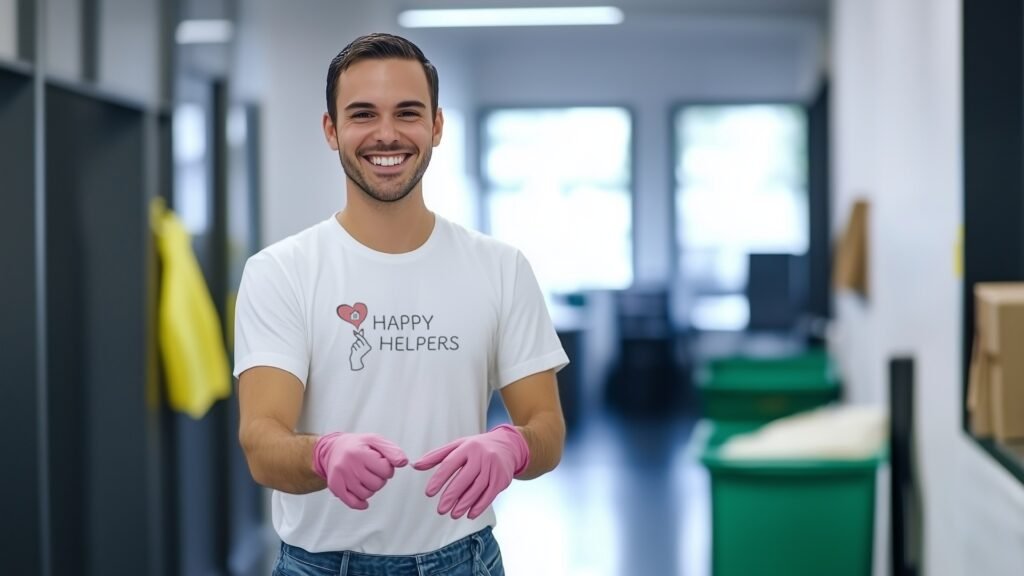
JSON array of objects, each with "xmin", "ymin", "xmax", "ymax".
[
  {"xmin": 0, "ymin": 60, "xmax": 44, "ymax": 576},
  {"xmin": 45, "ymin": 82, "xmax": 164, "ymax": 576}
]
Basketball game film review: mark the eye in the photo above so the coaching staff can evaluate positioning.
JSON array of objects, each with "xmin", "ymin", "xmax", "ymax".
[
  {"xmin": 398, "ymin": 110, "xmax": 421, "ymax": 118},
  {"xmin": 351, "ymin": 111, "xmax": 373, "ymax": 119}
]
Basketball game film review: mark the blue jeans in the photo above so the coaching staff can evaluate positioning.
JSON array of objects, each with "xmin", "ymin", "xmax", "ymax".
[{"xmin": 272, "ymin": 527, "xmax": 505, "ymax": 576}]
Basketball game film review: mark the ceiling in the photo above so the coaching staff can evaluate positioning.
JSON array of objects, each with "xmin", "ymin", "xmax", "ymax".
[{"xmin": 176, "ymin": 0, "xmax": 829, "ymax": 80}]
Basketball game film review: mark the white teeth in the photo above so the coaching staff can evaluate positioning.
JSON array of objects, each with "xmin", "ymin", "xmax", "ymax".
[{"xmin": 370, "ymin": 155, "xmax": 405, "ymax": 166}]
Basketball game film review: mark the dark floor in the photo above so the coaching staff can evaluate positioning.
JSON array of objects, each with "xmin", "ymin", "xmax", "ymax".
[{"xmin": 492, "ymin": 409, "xmax": 709, "ymax": 576}]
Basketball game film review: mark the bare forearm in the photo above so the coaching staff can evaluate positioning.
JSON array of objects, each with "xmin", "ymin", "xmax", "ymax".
[
  {"xmin": 514, "ymin": 410, "xmax": 565, "ymax": 480},
  {"xmin": 240, "ymin": 417, "xmax": 325, "ymax": 494}
]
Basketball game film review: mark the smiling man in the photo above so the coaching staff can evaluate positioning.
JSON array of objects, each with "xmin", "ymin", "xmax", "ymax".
[{"xmin": 233, "ymin": 33, "xmax": 568, "ymax": 576}]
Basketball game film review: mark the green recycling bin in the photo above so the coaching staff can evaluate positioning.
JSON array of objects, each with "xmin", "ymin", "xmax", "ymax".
[
  {"xmin": 700, "ymin": 435, "xmax": 882, "ymax": 576},
  {"xmin": 705, "ymin": 348, "xmax": 832, "ymax": 377},
  {"xmin": 697, "ymin": 350, "xmax": 841, "ymax": 423}
]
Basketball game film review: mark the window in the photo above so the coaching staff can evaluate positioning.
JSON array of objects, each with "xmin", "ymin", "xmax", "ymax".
[
  {"xmin": 481, "ymin": 107, "xmax": 633, "ymax": 297},
  {"xmin": 674, "ymin": 104, "xmax": 808, "ymax": 330}
]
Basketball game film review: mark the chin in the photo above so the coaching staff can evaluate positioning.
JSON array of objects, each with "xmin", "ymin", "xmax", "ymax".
[{"xmin": 362, "ymin": 184, "xmax": 415, "ymax": 204}]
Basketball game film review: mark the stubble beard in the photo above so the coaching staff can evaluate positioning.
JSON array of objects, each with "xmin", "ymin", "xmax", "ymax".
[{"xmin": 339, "ymin": 145, "xmax": 432, "ymax": 204}]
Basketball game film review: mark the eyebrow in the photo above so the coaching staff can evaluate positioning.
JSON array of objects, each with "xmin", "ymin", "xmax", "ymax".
[{"xmin": 344, "ymin": 100, "xmax": 427, "ymax": 112}]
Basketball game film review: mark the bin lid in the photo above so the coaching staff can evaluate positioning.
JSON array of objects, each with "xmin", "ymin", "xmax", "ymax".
[
  {"xmin": 700, "ymin": 448, "xmax": 885, "ymax": 474},
  {"xmin": 707, "ymin": 348, "xmax": 829, "ymax": 370},
  {"xmin": 698, "ymin": 368, "xmax": 840, "ymax": 392}
]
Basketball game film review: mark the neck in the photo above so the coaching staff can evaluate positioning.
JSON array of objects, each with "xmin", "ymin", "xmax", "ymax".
[{"xmin": 338, "ymin": 183, "xmax": 435, "ymax": 254}]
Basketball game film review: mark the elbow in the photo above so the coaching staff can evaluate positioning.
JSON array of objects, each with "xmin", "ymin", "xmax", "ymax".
[
  {"xmin": 243, "ymin": 451, "xmax": 276, "ymax": 490},
  {"xmin": 545, "ymin": 422, "xmax": 565, "ymax": 472},
  {"xmin": 547, "ymin": 434, "xmax": 565, "ymax": 473},
  {"xmin": 540, "ymin": 450, "xmax": 562, "ymax": 477},
  {"xmin": 246, "ymin": 457, "xmax": 271, "ymax": 488},
  {"xmin": 540, "ymin": 412, "xmax": 567, "ymax": 473},
  {"xmin": 551, "ymin": 415, "xmax": 566, "ymax": 469},
  {"xmin": 238, "ymin": 424, "xmax": 270, "ymax": 487},
  {"xmin": 248, "ymin": 465, "xmax": 271, "ymax": 489}
]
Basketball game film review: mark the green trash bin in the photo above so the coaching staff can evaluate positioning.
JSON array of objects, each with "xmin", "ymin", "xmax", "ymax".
[
  {"xmin": 705, "ymin": 348, "xmax": 832, "ymax": 377},
  {"xmin": 700, "ymin": 438, "xmax": 882, "ymax": 576},
  {"xmin": 697, "ymin": 356, "xmax": 841, "ymax": 423}
]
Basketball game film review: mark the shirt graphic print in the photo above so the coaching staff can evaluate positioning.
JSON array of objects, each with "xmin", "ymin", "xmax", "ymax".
[
  {"xmin": 337, "ymin": 301, "xmax": 462, "ymax": 371},
  {"xmin": 337, "ymin": 302, "xmax": 371, "ymax": 371}
]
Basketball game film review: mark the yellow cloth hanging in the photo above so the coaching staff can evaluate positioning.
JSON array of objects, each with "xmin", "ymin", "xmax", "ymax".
[{"xmin": 151, "ymin": 197, "xmax": 231, "ymax": 419}]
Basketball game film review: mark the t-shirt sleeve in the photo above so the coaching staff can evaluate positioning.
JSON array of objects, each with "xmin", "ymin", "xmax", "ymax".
[
  {"xmin": 233, "ymin": 254, "xmax": 310, "ymax": 385},
  {"xmin": 495, "ymin": 250, "xmax": 570, "ymax": 389}
]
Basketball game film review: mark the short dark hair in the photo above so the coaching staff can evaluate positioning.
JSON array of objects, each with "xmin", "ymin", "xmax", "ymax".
[{"xmin": 326, "ymin": 33, "xmax": 439, "ymax": 123}]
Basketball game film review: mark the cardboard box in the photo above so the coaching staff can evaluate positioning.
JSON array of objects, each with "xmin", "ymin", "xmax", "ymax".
[
  {"xmin": 970, "ymin": 283, "xmax": 1024, "ymax": 441},
  {"xmin": 968, "ymin": 334, "xmax": 992, "ymax": 437},
  {"xmin": 975, "ymin": 284, "xmax": 1024, "ymax": 353},
  {"xmin": 990, "ymin": 363, "xmax": 1021, "ymax": 441},
  {"xmin": 833, "ymin": 199, "xmax": 869, "ymax": 297}
]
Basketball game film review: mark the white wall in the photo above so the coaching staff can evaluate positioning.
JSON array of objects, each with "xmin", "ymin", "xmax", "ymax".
[
  {"xmin": 233, "ymin": 0, "xmax": 410, "ymax": 245},
  {"xmin": 46, "ymin": 0, "xmax": 82, "ymax": 79},
  {"xmin": 0, "ymin": 0, "xmax": 15, "ymax": 61},
  {"xmin": 99, "ymin": 0, "xmax": 160, "ymax": 104},
  {"xmin": 831, "ymin": 1, "xmax": 1024, "ymax": 574}
]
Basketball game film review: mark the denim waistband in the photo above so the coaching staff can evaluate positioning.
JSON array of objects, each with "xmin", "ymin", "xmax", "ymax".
[{"xmin": 280, "ymin": 526, "xmax": 494, "ymax": 576}]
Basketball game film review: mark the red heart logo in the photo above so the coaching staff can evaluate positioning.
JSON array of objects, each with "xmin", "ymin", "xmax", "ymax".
[{"xmin": 337, "ymin": 303, "xmax": 368, "ymax": 330}]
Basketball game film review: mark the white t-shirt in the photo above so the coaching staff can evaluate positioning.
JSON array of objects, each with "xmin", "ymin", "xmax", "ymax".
[{"xmin": 233, "ymin": 213, "xmax": 569, "ymax": 555}]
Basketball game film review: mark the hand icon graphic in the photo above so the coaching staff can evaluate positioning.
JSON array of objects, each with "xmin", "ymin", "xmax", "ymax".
[{"xmin": 350, "ymin": 329, "xmax": 371, "ymax": 371}]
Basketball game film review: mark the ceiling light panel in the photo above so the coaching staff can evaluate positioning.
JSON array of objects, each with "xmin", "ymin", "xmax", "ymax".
[{"xmin": 398, "ymin": 6, "xmax": 624, "ymax": 28}]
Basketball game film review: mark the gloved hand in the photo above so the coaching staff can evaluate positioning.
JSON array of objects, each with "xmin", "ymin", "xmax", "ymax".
[
  {"xmin": 312, "ymin": 432, "xmax": 409, "ymax": 510},
  {"xmin": 412, "ymin": 424, "xmax": 530, "ymax": 520}
]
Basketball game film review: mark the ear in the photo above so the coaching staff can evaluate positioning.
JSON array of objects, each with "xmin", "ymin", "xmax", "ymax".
[
  {"xmin": 432, "ymin": 107, "xmax": 444, "ymax": 147},
  {"xmin": 323, "ymin": 112, "xmax": 339, "ymax": 151}
]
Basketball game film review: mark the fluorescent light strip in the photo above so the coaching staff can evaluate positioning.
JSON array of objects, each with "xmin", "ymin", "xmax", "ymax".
[
  {"xmin": 398, "ymin": 6, "xmax": 623, "ymax": 28},
  {"xmin": 176, "ymin": 20, "xmax": 234, "ymax": 44}
]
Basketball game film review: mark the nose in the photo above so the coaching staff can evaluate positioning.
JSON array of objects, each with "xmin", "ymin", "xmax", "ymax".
[{"xmin": 374, "ymin": 116, "xmax": 399, "ymax": 145}]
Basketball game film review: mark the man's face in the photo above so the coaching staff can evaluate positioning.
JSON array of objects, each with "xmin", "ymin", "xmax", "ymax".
[{"xmin": 324, "ymin": 58, "xmax": 443, "ymax": 203}]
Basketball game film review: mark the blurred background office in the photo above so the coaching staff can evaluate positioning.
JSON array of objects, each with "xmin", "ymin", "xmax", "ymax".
[{"xmin": 3, "ymin": 0, "xmax": 1024, "ymax": 575}]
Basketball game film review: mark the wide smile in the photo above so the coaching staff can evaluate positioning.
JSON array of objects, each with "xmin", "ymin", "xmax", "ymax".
[{"xmin": 362, "ymin": 153, "xmax": 412, "ymax": 174}]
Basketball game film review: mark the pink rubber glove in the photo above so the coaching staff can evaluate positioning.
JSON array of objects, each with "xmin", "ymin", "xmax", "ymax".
[
  {"xmin": 312, "ymin": 432, "xmax": 409, "ymax": 510},
  {"xmin": 412, "ymin": 424, "xmax": 530, "ymax": 520}
]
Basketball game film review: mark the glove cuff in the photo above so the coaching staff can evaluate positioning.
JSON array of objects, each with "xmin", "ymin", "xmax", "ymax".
[
  {"xmin": 311, "ymin": 432, "xmax": 344, "ymax": 479},
  {"xmin": 491, "ymin": 424, "xmax": 530, "ymax": 476}
]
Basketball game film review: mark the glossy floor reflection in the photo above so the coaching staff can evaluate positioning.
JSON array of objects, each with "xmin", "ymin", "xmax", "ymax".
[{"xmin": 492, "ymin": 412, "xmax": 710, "ymax": 576}]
